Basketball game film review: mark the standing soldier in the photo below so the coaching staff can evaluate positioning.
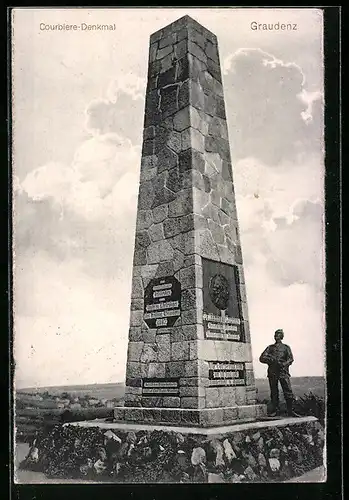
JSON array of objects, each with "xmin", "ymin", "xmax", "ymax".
[{"xmin": 259, "ymin": 329, "xmax": 300, "ymax": 417}]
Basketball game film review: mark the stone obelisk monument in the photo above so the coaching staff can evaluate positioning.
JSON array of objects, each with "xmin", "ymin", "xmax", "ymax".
[{"xmin": 114, "ymin": 15, "xmax": 266, "ymax": 427}]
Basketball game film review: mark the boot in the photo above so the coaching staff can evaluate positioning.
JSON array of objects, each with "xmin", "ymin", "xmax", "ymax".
[{"xmin": 286, "ymin": 400, "xmax": 300, "ymax": 417}]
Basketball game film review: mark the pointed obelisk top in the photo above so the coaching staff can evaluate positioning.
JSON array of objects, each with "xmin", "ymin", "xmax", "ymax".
[{"xmin": 150, "ymin": 14, "xmax": 217, "ymax": 45}]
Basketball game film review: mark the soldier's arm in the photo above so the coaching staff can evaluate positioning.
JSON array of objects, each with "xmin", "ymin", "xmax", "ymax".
[
  {"xmin": 281, "ymin": 345, "xmax": 294, "ymax": 367},
  {"xmin": 259, "ymin": 346, "xmax": 273, "ymax": 364}
]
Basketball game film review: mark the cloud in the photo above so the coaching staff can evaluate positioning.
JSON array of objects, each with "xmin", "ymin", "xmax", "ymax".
[
  {"xmin": 247, "ymin": 263, "xmax": 325, "ymax": 378},
  {"xmin": 14, "ymin": 251, "xmax": 130, "ymax": 388},
  {"xmin": 85, "ymin": 75, "xmax": 146, "ymax": 145},
  {"xmin": 15, "ymin": 132, "xmax": 140, "ymax": 280},
  {"xmin": 234, "ymin": 156, "xmax": 324, "ymax": 293},
  {"xmin": 222, "ymin": 48, "xmax": 323, "ymax": 164}
]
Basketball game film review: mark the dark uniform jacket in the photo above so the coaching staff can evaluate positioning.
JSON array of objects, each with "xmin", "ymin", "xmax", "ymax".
[{"xmin": 259, "ymin": 342, "xmax": 294, "ymax": 377}]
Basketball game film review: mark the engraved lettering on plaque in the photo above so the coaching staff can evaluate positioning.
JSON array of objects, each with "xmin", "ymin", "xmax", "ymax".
[
  {"xmin": 208, "ymin": 361, "xmax": 246, "ymax": 387},
  {"xmin": 143, "ymin": 276, "xmax": 181, "ymax": 329},
  {"xmin": 142, "ymin": 378, "xmax": 179, "ymax": 396}
]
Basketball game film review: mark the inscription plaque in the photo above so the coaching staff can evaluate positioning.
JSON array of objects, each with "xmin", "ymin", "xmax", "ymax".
[
  {"xmin": 143, "ymin": 276, "xmax": 181, "ymax": 328},
  {"xmin": 202, "ymin": 259, "xmax": 244, "ymax": 341},
  {"xmin": 142, "ymin": 378, "xmax": 179, "ymax": 396},
  {"xmin": 208, "ymin": 361, "xmax": 246, "ymax": 387}
]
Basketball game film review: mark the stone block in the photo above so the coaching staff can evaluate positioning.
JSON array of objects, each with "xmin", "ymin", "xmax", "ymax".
[
  {"xmin": 163, "ymin": 397, "xmax": 181, "ymax": 408},
  {"xmin": 153, "ymin": 204, "xmax": 168, "ymax": 223},
  {"xmin": 171, "ymin": 341, "xmax": 190, "ymax": 361},
  {"xmin": 181, "ymin": 128, "xmax": 191, "ymax": 151},
  {"xmin": 126, "ymin": 386, "xmax": 143, "ymax": 395},
  {"xmin": 163, "ymin": 217, "xmax": 181, "ymax": 238},
  {"xmin": 142, "ymin": 396, "xmax": 163, "ymax": 408},
  {"xmin": 223, "ymin": 407, "xmax": 239, "ymax": 422},
  {"xmin": 149, "ymin": 42, "xmax": 158, "ymax": 63},
  {"xmin": 205, "ymin": 40, "xmax": 219, "ymax": 62},
  {"xmin": 238, "ymin": 405, "xmax": 256, "ymax": 420},
  {"xmin": 167, "ymin": 130, "xmax": 182, "ymax": 153},
  {"xmin": 173, "ymin": 107, "xmax": 190, "ymax": 131},
  {"xmin": 142, "ymin": 330, "xmax": 157, "ymax": 343},
  {"xmin": 196, "ymin": 228, "xmax": 220, "ymax": 261},
  {"xmin": 159, "ymin": 32, "xmax": 176, "ymax": 49},
  {"xmin": 142, "ymin": 409, "xmax": 162, "ymax": 423},
  {"xmin": 198, "ymin": 360, "xmax": 210, "ymax": 378},
  {"xmin": 127, "ymin": 342, "xmax": 144, "ymax": 362},
  {"xmin": 124, "ymin": 393, "xmax": 142, "ymax": 407},
  {"xmin": 188, "ymin": 39, "xmax": 207, "ymax": 63},
  {"xmin": 180, "ymin": 386, "xmax": 205, "ymax": 398},
  {"xmin": 125, "ymin": 377, "xmax": 142, "ymax": 387},
  {"xmin": 159, "ymin": 85, "xmax": 178, "ymax": 118},
  {"xmin": 137, "ymin": 210, "xmax": 154, "ymax": 230},
  {"xmin": 148, "ymin": 223, "xmax": 164, "ymax": 242},
  {"xmin": 191, "ymin": 128, "xmax": 205, "ymax": 153},
  {"xmin": 200, "ymin": 408, "xmax": 224, "ymax": 426},
  {"xmin": 156, "ymin": 44, "xmax": 173, "ymax": 60},
  {"xmin": 178, "ymin": 80, "xmax": 190, "ymax": 110},
  {"xmin": 199, "ymin": 71, "xmax": 215, "ymax": 95},
  {"xmin": 206, "ymin": 57, "xmax": 221, "ymax": 83},
  {"xmin": 205, "ymin": 387, "xmax": 220, "ymax": 408},
  {"xmin": 174, "ymin": 40, "xmax": 188, "ymax": 60},
  {"xmin": 161, "ymin": 409, "xmax": 181, "ymax": 423},
  {"xmin": 245, "ymin": 370, "xmax": 255, "ymax": 386},
  {"xmin": 147, "ymin": 362, "xmax": 166, "ymax": 378},
  {"xmin": 181, "ymin": 409, "xmax": 200, "ymax": 425},
  {"xmin": 173, "ymin": 249, "xmax": 185, "ymax": 272},
  {"xmin": 168, "ymin": 188, "xmax": 193, "ymax": 217},
  {"xmin": 181, "ymin": 309, "xmax": 197, "ymax": 326},
  {"xmin": 140, "ymin": 344, "xmax": 158, "ymax": 363},
  {"xmin": 147, "ymin": 239, "xmax": 174, "ymax": 264},
  {"xmin": 235, "ymin": 387, "xmax": 247, "ymax": 405},
  {"xmin": 188, "ymin": 26, "xmax": 206, "ymax": 49},
  {"xmin": 181, "ymin": 288, "xmax": 197, "ymax": 310},
  {"xmin": 215, "ymin": 95, "xmax": 226, "ymax": 118},
  {"xmin": 113, "ymin": 407, "xmax": 125, "ymax": 421},
  {"xmin": 130, "ymin": 310, "xmax": 143, "ymax": 327},
  {"xmin": 140, "ymin": 167, "xmax": 157, "ymax": 183},
  {"xmin": 166, "ymin": 361, "xmax": 186, "ymax": 377},
  {"xmin": 185, "ymin": 360, "xmax": 199, "ymax": 377},
  {"xmin": 190, "ymin": 106, "xmax": 209, "ymax": 135},
  {"xmin": 208, "ymin": 220, "xmax": 225, "ymax": 244},
  {"xmin": 124, "ymin": 408, "xmax": 144, "ymax": 421},
  {"xmin": 141, "ymin": 153, "xmax": 158, "ymax": 169},
  {"xmin": 157, "ymin": 145, "xmax": 178, "ymax": 173},
  {"xmin": 181, "ymin": 397, "xmax": 199, "ymax": 409},
  {"xmin": 126, "ymin": 362, "xmax": 147, "ymax": 379},
  {"xmin": 179, "ymin": 325, "xmax": 197, "ymax": 341},
  {"xmin": 142, "ymin": 138, "xmax": 154, "ymax": 157},
  {"xmin": 129, "ymin": 327, "xmax": 142, "ymax": 342},
  {"xmin": 155, "ymin": 260, "xmax": 174, "ymax": 277},
  {"xmin": 171, "ymin": 326, "xmax": 185, "ymax": 342},
  {"xmin": 180, "ymin": 265, "xmax": 200, "ymax": 289},
  {"xmin": 131, "ymin": 277, "xmax": 143, "ymax": 299},
  {"xmin": 190, "ymin": 80, "xmax": 205, "ymax": 111}
]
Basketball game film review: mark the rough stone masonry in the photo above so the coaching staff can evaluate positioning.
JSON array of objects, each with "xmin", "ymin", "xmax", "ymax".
[{"xmin": 115, "ymin": 15, "xmax": 267, "ymax": 427}]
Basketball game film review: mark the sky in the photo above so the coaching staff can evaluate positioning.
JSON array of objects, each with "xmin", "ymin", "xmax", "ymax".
[{"xmin": 12, "ymin": 8, "xmax": 325, "ymax": 388}]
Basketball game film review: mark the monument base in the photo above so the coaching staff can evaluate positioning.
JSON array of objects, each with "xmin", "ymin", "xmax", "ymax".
[
  {"xmin": 19, "ymin": 415, "xmax": 324, "ymax": 483},
  {"xmin": 114, "ymin": 404, "xmax": 267, "ymax": 427}
]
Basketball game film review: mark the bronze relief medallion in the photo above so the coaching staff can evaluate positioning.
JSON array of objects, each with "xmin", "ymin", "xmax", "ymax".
[{"xmin": 209, "ymin": 274, "xmax": 230, "ymax": 310}]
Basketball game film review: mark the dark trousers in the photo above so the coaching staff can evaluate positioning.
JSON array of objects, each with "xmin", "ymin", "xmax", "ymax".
[{"xmin": 268, "ymin": 373, "xmax": 294, "ymax": 413}]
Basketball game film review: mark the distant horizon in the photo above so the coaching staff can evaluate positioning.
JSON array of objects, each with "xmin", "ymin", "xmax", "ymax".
[{"xmin": 16, "ymin": 374, "xmax": 326, "ymax": 392}]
